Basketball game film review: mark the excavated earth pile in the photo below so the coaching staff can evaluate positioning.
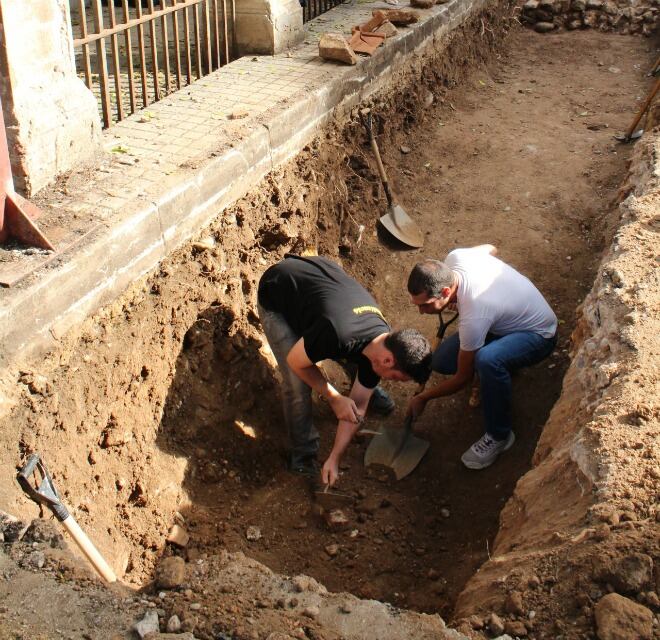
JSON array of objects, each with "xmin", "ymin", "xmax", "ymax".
[{"xmin": 0, "ymin": 2, "xmax": 658, "ymax": 639}]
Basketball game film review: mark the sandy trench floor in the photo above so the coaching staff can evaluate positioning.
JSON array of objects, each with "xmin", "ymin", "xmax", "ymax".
[
  {"xmin": 1, "ymin": 24, "xmax": 658, "ymax": 640},
  {"xmin": 157, "ymin": 29, "xmax": 657, "ymax": 618}
]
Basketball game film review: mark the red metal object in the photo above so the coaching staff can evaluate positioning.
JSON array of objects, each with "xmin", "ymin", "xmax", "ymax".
[{"xmin": 0, "ymin": 96, "xmax": 54, "ymax": 252}]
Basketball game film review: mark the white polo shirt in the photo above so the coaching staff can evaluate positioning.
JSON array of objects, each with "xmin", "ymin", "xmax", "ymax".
[{"xmin": 446, "ymin": 247, "xmax": 557, "ymax": 351}]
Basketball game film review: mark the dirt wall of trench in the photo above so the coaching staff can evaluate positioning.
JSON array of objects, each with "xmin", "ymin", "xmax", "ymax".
[
  {"xmin": 0, "ymin": 0, "xmax": 515, "ymax": 585},
  {"xmin": 454, "ymin": 134, "xmax": 660, "ymax": 633}
]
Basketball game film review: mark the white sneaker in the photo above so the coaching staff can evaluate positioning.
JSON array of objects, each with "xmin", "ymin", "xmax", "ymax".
[{"xmin": 461, "ymin": 431, "xmax": 515, "ymax": 470}]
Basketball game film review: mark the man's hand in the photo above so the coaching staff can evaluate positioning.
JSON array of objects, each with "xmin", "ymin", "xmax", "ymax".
[
  {"xmin": 407, "ymin": 393, "xmax": 429, "ymax": 419},
  {"xmin": 328, "ymin": 394, "xmax": 361, "ymax": 423},
  {"xmin": 321, "ymin": 455, "xmax": 339, "ymax": 487}
]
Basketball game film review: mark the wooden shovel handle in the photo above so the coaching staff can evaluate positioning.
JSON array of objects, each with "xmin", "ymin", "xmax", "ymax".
[
  {"xmin": 625, "ymin": 77, "xmax": 660, "ymax": 140},
  {"xmin": 61, "ymin": 516, "xmax": 117, "ymax": 583}
]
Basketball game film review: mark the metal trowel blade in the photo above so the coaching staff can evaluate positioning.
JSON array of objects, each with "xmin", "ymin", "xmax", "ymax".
[
  {"xmin": 364, "ymin": 426, "xmax": 407, "ymax": 468},
  {"xmin": 391, "ymin": 434, "xmax": 430, "ymax": 480}
]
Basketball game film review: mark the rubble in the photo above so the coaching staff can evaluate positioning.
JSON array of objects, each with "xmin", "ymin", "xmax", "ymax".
[{"xmin": 319, "ymin": 34, "xmax": 358, "ymax": 65}]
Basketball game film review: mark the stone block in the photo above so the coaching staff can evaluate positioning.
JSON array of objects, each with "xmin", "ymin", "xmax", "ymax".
[{"xmin": 319, "ymin": 33, "xmax": 358, "ymax": 65}]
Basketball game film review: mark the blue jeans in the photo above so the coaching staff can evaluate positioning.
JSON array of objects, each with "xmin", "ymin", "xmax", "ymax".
[
  {"xmin": 258, "ymin": 304, "xmax": 319, "ymax": 465},
  {"xmin": 432, "ymin": 331, "xmax": 557, "ymax": 441}
]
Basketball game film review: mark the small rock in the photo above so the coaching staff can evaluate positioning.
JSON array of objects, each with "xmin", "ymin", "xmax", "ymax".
[
  {"xmin": 155, "ymin": 556, "xmax": 186, "ymax": 589},
  {"xmin": 324, "ymin": 509, "xmax": 350, "ymax": 531},
  {"xmin": 608, "ymin": 66, "xmax": 621, "ymax": 74},
  {"xmin": 594, "ymin": 553, "xmax": 653, "ymax": 594},
  {"xmin": 166, "ymin": 615, "xmax": 181, "ymax": 633},
  {"xmin": 190, "ymin": 602, "xmax": 202, "ymax": 610},
  {"xmin": 410, "ymin": 0, "xmax": 433, "ymax": 8},
  {"xmin": 229, "ymin": 108, "xmax": 249, "ymax": 119},
  {"xmin": 133, "ymin": 610, "xmax": 159, "ymax": 639},
  {"xmin": 527, "ymin": 575, "xmax": 541, "ymax": 589},
  {"xmin": 488, "ymin": 613, "xmax": 505, "ymax": 636},
  {"xmin": 504, "ymin": 620, "xmax": 528, "ymax": 637},
  {"xmin": 400, "ymin": 145, "xmax": 411, "ymax": 154},
  {"xmin": 534, "ymin": 21, "xmax": 555, "ymax": 32},
  {"xmin": 440, "ymin": 508, "xmax": 450, "ymax": 518},
  {"xmin": 375, "ymin": 20, "xmax": 398, "ymax": 37},
  {"xmin": 505, "ymin": 591, "xmax": 525, "ymax": 616},
  {"xmin": 324, "ymin": 544, "xmax": 339, "ymax": 557},
  {"xmin": 167, "ymin": 524, "xmax": 190, "ymax": 547},
  {"xmin": 339, "ymin": 602, "xmax": 353, "ymax": 614},
  {"xmin": 594, "ymin": 593, "xmax": 653, "ymax": 640},
  {"xmin": 303, "ymin": 605, "xmax": 320, "ymax": 619},
  {"xmin": 246, "ymin": 526, "xmax": 262, "ymax": 541},
  {"xmin": 468, "ymin": 614, "xmax": 483, "ymax": 629},
  {"xmin": 319, "ymin": 33, "xmax": 357, "ymax": 65},
  {"xmin": 25, "ymin": 551, "xmax": 45, "ymax": 569},
  {"xmin": 374, "ymin": 8, "xmax": 419, "ymax": 25},
  {"xmin": 427, "ymin": 568, "xmax": 440, "ymax": 580},
  {"xmin": 292, "ymin": 575, "xmax": 324, "ymax": 593}
]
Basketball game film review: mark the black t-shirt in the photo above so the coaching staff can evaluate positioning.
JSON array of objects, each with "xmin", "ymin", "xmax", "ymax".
[{"xmin": 258, "ymin": 255, "xmax": 390, "ymax": 388}]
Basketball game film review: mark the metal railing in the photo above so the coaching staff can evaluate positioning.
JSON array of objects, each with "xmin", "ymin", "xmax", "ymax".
[
  {"xmin": 69, "ymin": 0, "xmax": 236, "ymax": 128},
  {"xmin": 302, "ymin": 0, "xmax": 346, "ymax": 23}
]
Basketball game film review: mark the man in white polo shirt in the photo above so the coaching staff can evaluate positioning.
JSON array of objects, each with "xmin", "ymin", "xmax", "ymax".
[{"xmin": 406, "ymin": 244, "xmax": 557, "ymax": 469}]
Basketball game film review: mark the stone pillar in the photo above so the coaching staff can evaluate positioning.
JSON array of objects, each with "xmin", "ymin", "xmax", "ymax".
[
  {"xmin": 0, "ymin": 0, "xmax": 102, "ymax": 196},
  {"xmin": 234, "ymin": 0, "xmax": 304, "ymax": 55}
]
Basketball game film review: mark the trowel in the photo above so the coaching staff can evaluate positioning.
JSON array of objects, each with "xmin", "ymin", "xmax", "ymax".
[{"xmin": 364, "ymin": 415, "xmax": 429, "ymax": 480}]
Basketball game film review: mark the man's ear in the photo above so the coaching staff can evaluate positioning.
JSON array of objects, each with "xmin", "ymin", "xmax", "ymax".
[
  {"xmin": 381, "ymin": 351, "xmax": 395, "ymax": 368},
  {"xmin": 441, "ymin": 286, "xmax": 452, "ymax": 300}
]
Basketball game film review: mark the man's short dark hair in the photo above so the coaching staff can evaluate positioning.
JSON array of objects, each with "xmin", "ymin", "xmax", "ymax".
[
  {"xmin": 384, "ymin": 329, "xmax": 432, "ymax": 384},
  {"xmin": 407, "ymin": 260, "xmax": 455, "ymax": 298}
]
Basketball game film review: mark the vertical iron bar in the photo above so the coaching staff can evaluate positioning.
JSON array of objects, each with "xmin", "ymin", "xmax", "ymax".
[
  {"xmin": 203, "ymin": 1, "xmax": 212, "ymax": 74},
  {"xmin": 222, "ymin": 0, "xmax": 229, "ymax": 66},
  {"xmin": 193, "ymin": 3, "xmax": 202, "ymax": 79},
  {"xmin": 212, "ymin": 0, "xmax": 221, "ymax": 69},
  {"xmin": 135, "ymin": 0, "xmax": 150, "ymax": 106},
  {"xmin": 122, "ymin": 0, "xmax": 137, "ymax": 115},
  {"xmin": 147, "ymin": 0, "xmax": 160, "ymax": 101},
  {"xmin": 172, "ymin": 0, "xmax": 183, "ymax": 89},
  {"xmin": 183, "ymin": 5, "xmax": 193, "ymax": 85},
  {"xmin": 107, "ymin": 0, "xmax": 124, "ymax": 121},
  {"xmin": 78, "ymin": 0, "xmax": 93, "ymax": 89},
  {"xmin": 161, "ymin": 0, "xmax": 172, "ymax": 93},
  {"xmin": 91, "ymin": 0, "xmax": 112, "ymax": 128}
]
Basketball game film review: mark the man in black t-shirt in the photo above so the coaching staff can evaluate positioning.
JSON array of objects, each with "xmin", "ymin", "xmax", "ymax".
[{"xmin": 258, "ymin": 255, "xmax": 431, "ymax": 486}]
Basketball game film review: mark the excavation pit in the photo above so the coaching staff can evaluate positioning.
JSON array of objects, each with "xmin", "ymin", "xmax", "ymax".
[{"xmin": 1, "ymin": 12, "xmax": 658, "ymax": 640}]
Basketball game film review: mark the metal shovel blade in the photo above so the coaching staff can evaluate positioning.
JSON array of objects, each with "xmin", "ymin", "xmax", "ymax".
[
  {"xmin": 391, "ymin": 434, "xmax": 430, "ymax": 480},
  {"xmin": 364, "ymin": 418, "xmax": 429, "ymax": 480},
  {"xmin": 614, "ymin": 129, "xmax": 644, "ymax": 142},
  {"xmin": 379, "ymin": 204, "xmax": 424, "ymax": 249},
  {"xmin": 364, "ymin": 426, "xmax": 407, "ymax": 468}
]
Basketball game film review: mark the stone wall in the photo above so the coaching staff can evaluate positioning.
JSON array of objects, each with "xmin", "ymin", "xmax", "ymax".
[
  {"xmin": 521, "ymin": 0, "xmax": 659, "ymax": 34},
  {"xmin": 0, "ymin": 0, "xmax": 101, "ymax": 196}
]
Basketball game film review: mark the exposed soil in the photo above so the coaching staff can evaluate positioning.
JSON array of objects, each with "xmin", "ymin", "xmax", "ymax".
[{"xmin": 0, "ymin": 18, "xmax": 658, "ymax": 640}]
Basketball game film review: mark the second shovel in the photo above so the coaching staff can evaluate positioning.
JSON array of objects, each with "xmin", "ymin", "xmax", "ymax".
[{"xmin": 363, "ymin": 112, "xmax": 424, "ymax": 249}]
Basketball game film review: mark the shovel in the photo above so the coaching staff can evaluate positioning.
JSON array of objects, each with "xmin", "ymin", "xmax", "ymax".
[
  {"xmin": 364, "ymin": 311, "xmax": 459, "ymax": 479},
  {"xmin": 364, "ymin": 415, "xmax": 429, "ymax": 480},
  {"xmin": 17, "ymin": 453, "xmax": 117, "ymax": 583},
  {"xmin": 615, "ymin": 76, "xmax": 660, "ymax": 143},
  {"xmin": 362, "ymin": 111, "xmax": 424, "ymax": 249}
]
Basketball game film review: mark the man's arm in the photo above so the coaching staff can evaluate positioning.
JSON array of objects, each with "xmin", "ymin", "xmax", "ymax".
[
  {"xmin": 286, "ymin": 338, "xmax": 360, "ymax": 423},
  {"xmin": 409, "ymin": 348, "xmax": 476, "ymax": 417},
  {"xmin": 322, "ymin": 379, "xmax": 374, "ymax": 486}
]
